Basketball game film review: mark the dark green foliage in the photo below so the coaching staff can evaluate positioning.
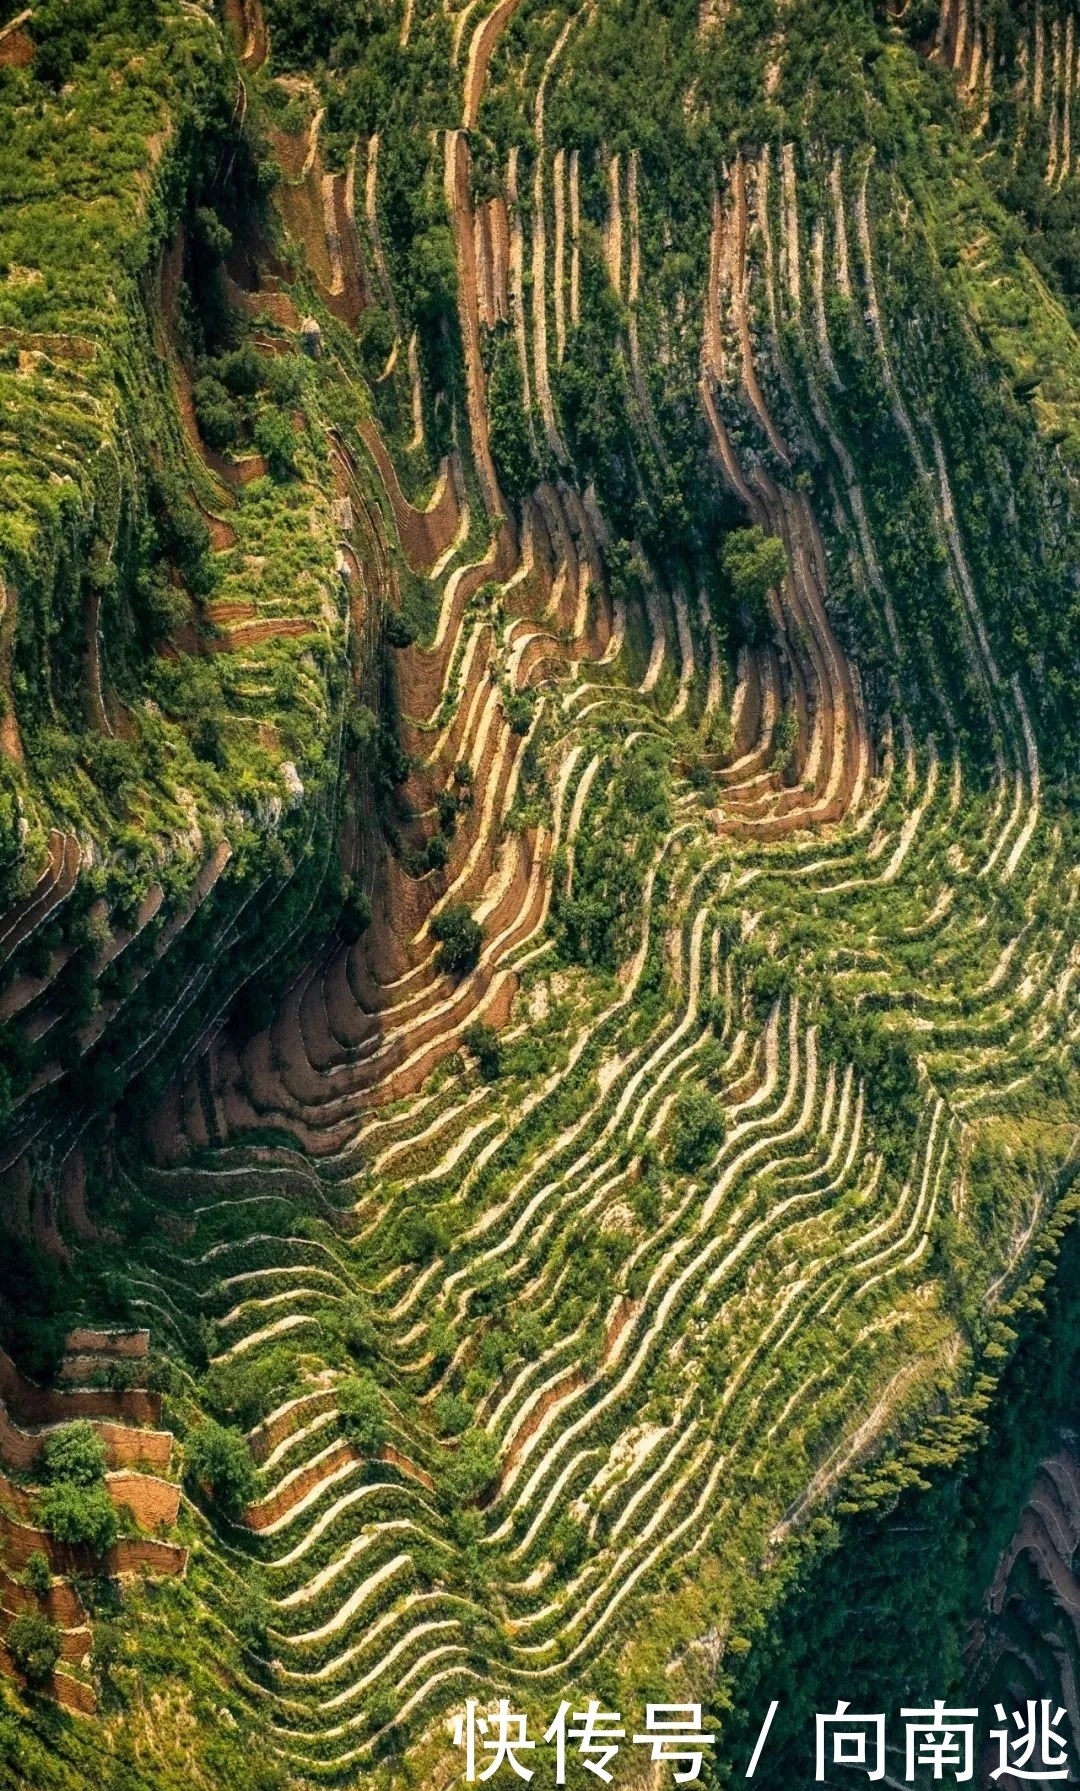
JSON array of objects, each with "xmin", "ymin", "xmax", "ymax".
[
  {"xmin": 6, "ymin": 1612, "xmax": 61, "ymax": 1687},
  {"xmin": 35, "ymin": 1482, "xmax": 118, "ymax": 1556},
  {"xmin": 440, "ymin": 1427, "xmax": 498, "ymax": 1507},
  {"xmin": 384, "ymin": 610, "xmax": 417, "ymax": 648},
  {"xmin": 549, "ymin": 1512, "xmax": 587, "ymax": 1576},
  {"xmin": 463, "ymin": 1022, "xmax": 501, "ymax": 1081},
  {"xmin": 557, "ymin": 737, "xmax": 670, "ymax": 970},
  {"xmin": 253, "ymin": 408, "xmax": 298, "ymax": 479},
  {"xmin": 202, "ymin": 1346, "xmax": 299, "ymax": 1431},
  {"xmin": 0, "ymin": 1237, "xmax": 75, "ymax": 1380},
  {"xmin": 338, "ymin": 1373, "xmax": 387, "ymax": 1455},
  {"xmin": 21, "ymin": 1553, "xmax": 51, "ymax": 1598},
  {"xmin": 668, "ymin": 1085, "xmax": 726, "ymax": 1173},
  {"xmin": 345, "ymin": 699, "xmax": 378, "ymax": 751},
  {"xmin": 822, "ymin": 1000, "xmax": 920, "ymax": 1168},
  {"xmin": 341, "ymin": 882, "xmax": 374, "ymax": 939},
  {"xmin": 185, "ymin": 1420, "xmax": 257, "ymax": 1518},
  {"xmin": 262, "ymin": 0, "xmax": 386, "ymax": 68},
  {"xmin": 434, "ymin": 1393, "xmax": 473, "ymax": 1436},
  {"xmin": 722, "ymin": 526, "xmax": 786, "ymax": 646},
  {"xmin": 192, "ymin": 374, "xmax": 238, "ymax": 451},
  {"xmin": 424, "ymin": 830, "xmax": 450, "ymax": 871},
  {"xmin": 488, "ymin": 333, "xmax": 538, "ymax": 505},
  {"xmin": 504, "ymin": 691, "xmax": 534, "ymax": 736},
  {"xmin": 41, "ymin": 1422, "xmax": 108, "ymax": 1488},
  {"xmin": 340, "ymin": 1300, "xmax": 379, "ymax": 1360},
  {"xmin": 431, "ymin": 902, "xmax": 483, "ymax": 976},
  {"xmin": 358, "ymin": 307, "xmax": 395, "ymax": 379},
  {"xmin": 398, "ymin": 1208, "xmax": 449, "ymax": 1264}
]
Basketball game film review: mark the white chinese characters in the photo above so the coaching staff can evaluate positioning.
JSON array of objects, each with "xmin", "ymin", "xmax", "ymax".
[
  {"xmin": 816, "ymin": 1702, "xmax": 886, "ymax": 1781},
  {"xmin": 453, "ymin": 1700, "xmax": 715, "ymax": 1783},
  {"xmin": 901, "ymin": 1704, "xmax": 978, "ymax": 1782},
  {"xmin": 990, "ymin": 1701, "xmax": 1070, "ymax": 1782},
  {"xmin": 453, "ymin": 1696, "xmax": 1075, "ymax": 1783}
]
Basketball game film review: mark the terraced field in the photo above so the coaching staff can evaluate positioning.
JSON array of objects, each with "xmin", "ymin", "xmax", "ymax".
[{"xmin": 6, "ymin": 0, "xmax": 1080, "ymax": 1785}]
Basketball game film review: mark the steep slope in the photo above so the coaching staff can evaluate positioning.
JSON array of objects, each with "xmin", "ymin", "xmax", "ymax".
[{"xmin": 5, "ymin": 0, "xmax": 1080, "ymax": 1786}]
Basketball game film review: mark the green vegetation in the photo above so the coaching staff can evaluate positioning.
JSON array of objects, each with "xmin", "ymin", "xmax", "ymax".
[
  {"xmin": 440, "ymin": 1427, "xmax": 499, "ymax": 1507},
  {"xmin": 6, "ymin": 0, "xmax": 1080, "ymax": 1785},
  {"xmin": 21, "ymin": 1553, "xmax": 52, "ymax": 1599},
  {"xmin": 6, "ymin": 1613, "xmax": 62, "ymax": 1688},
  {"xmin": 556, "ymin": 737, "xmax": 670, "ymax": 969},
  {"xmin": 185, "ymin": 1420, "xmax": 257, "ymax": 1518},
  {"xmin": 431, "ymin": 901, "xmax": 483, "ymax": 975},
  {"xmin": 668, "ymin": 1084, "xmax": 726, "ymax": 1173},
  {"xmin": 35, "ymin": 1482, "xmax": 118, "ymax": 1557},
  {"xmin": 338, "ymin": 1372, "xmax": 387, "ymax": 1455},
  {"xmin": 41, "ymin": 1422, "xmax": 107, "ymax": 1488},
  {"xmin": 722, "ymin": 526, "xmax": 787, "ymax": 645}
]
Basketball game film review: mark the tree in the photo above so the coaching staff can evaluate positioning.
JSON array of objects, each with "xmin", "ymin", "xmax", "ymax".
[
  {"xmin": 7, "ymin": 1613, "xmax": 61, "ymax": 1686},
  {"xmin": 441, "ymin": 1428, "xmax": 498, "ymax": 1506},
  {"xmin": 464, "ymin": 1022, "xmax": 501, "ymax": 1080},
  {"xmin": 41, "ymin": 1421, "xmax": 108, "ymax": 1487},
  {"xmin": 505, "ymin": 692, "xmax": 534, "ymax": 736},
  {"xmin": 669, "ymin": 1086, "xmax": 726, "ymax": 1173},
  {"xmin": 193, "ymin": 374, "xmax": 238, "ymax": 451},
  {"xmin": 384, "ymin": 611, "xmax": 417, "ymax": 648},
  {"xmin": 202, "ymin": 1346, "xmax": 299, "ymax": 1431},
  {"xmin": 338, "ymin": 1374, "xmax": 387, "ymax": 1455},
  {"xmin": 22, "ymin": 1551, "xmax": 51, "ymax": 1597},
  {"xmin": 254, "ymin": 408, "xmax": 297, "ymax": 479},
  {"xmin": 35, "ymin": 1482, "xmax": 118, "ymax": 1556},
  {"xmin": 341, "ymin": 882, "xmax": 373, "ymax": 940},
  {"xmin": 431, "ymin": 903, "xmax": 483, "ymax": 976},
  {"xmin": 488, "ymin": 334, "xmax": 538, "ymax": 505},
  {"xmin": 434, "ymin": 1393, "xmax": 473, "ymax": 1436},
  {"xmin": 411, "ymin": 225, "xmax": 458, "ymax": 322},
  {"xmin": 425, "ymin": 832, "xmax": 450, "ymax": 871},
  {"xmin": 722, "ymin": 526, "xmax": 787, "ymax": 644},
  {"xmin": 185, "ymin": 1420, "xmax": 256, "ymax": 1518}
]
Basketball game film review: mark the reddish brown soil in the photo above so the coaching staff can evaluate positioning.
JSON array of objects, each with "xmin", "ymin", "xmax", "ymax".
[{"xmin": 359, "ymin": 421, "xmax": 463, "ymax": 574}]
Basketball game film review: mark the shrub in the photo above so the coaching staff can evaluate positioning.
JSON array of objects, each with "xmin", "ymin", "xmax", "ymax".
[
  {"xmin": 341, "ymin": 1300, "xmax": 379, "ymax": 1360},
  {"xmin": 722, "ymin": 526, "xmax": 787, "ymax": 645},
  {"xmin": 345, "ymin": 700, "xmax": 378, "ymax": 750},
  {"xmin": 185, "ymin": 1420, "xmax": 256, "ymax": 1518},
  {"xmin": 504, "ymin": 691, "xmax": 534, "ymax": 736},
  {"xmin": 425, "ymin": 831, "xmax": 450, "ymax": 871},
  {"xmin": 254, "ymin": 408, "xmax": 297, "ymax": 478},
  {"xmin": 216, "ymin": 343, "xmax": 263, "ymax": 397},
  {"xmin": 41, "ymin": 1421, "xmax": 108, "ymax": 1487},
  {"xmin": 266, "ymin": 354, "xmax": 305, "ymax": 407},
  {"xmin": 399, "ymin": 1209, "xmax": 449, "ymax": 1264},
  {"xmin": 434, "ymin": 1393, "xmax": 473, "ymax": 1436},
  {"xmin": 202, "ymin": 1346, "xmax": 299, "ymax": 1431},
  {"xmin": 669, "ymin": 1086, "xmax": 726, "ymax": 1173},
  {"xmin": 358, "ymin": 306, "xmax": 395, "ymax": 378},
  {"xmin": 550, "ymin": 1512, "xmax": 587, "ymax": 1574},
  {"xmin": 6, "ymin": 1612, "xmax": 61, "ymax": 1686},
  {"xmin": 441, "ymin": 1427, "xmax": 498, "ymax": 1506},
  {"xmin": 384, "ymin": 611, "xmax": 417, "ymax": 648},
  {"xmin": 193, "ymin": 374, "xmax": 238, "ymax": 451},
  {"xmin": 35, "ymin": 1482, "xmax": 118, "ymax": 1556},
  {"xmin": 338, "ymin": 1374, "xmax": 387, "ymax": 1455},
  {"xmin": 463, "ymin": 1022, "xmax": 501, "ymax": 1081},
  {"xmin": 431, "ymin": 902, "xmax": 483, "ymax": 976},
  {"xmin": 341, "ymin": 883, "xmax": 373, "ymax": 940},
  {"xmin": 22, "ymin": 1551, "xmax": 52, "ymax": 1597}
]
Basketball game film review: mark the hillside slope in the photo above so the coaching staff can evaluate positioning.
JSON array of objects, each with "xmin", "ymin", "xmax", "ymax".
[{"xmin": 4, "ymin": 0, "xmax": 1080, "ymax": 1785}]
